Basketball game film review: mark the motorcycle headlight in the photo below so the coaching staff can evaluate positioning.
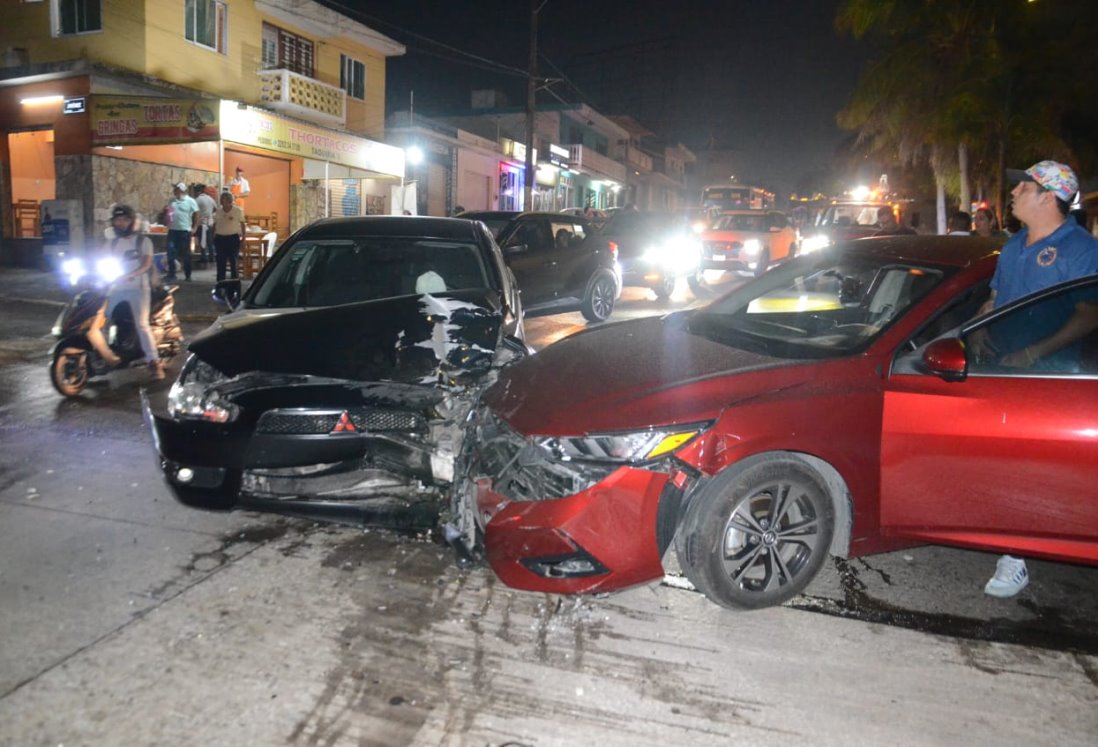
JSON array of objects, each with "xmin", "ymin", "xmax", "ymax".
[
  {"xmin": 741, "ymin": 238, "xmax": 762, "ymax": 256},
  {"xmin": 97, "ymin": 257, "xmax": 124, "ymax": 283},
  {"xmin": 61, "ymin": 258, "xmax": 87, "ymax": 286},
  {"xmin": 802, "ymin": 234, "xmax": 831, "ymax": 254},
  {"xmin": 167, "ymin": 355, "xmax": 238, "ymax": 423},
  {"xmin": 537, "ymin": 423, "xmax": 710, "ymax": 465}
]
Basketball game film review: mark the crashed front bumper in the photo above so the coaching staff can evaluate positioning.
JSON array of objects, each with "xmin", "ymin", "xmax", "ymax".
[{"xmin": 142, "ymin": 390, "xmax": 445, "ymax": 522}]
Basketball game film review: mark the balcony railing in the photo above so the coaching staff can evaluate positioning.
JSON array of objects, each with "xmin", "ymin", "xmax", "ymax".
[
  {"xmin": 257, "ymin": 68, "xmax": 345, "ymax": 127},
  {"xmin": 567, "ymin": 144, "xmax": 627, "ymax": 184},
  {"xmin": 623, "ymin": 145, "xmax": 653, "ymax": 173}
]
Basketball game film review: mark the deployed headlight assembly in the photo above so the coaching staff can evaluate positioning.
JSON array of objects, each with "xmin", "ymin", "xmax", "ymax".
[
  {"xmin": 537, "ymin": 422, "xmax": 711, "ymax": 465},
  {"xmin": 167, "ymin": 354, "xmax": 238, "ymax": 423}
]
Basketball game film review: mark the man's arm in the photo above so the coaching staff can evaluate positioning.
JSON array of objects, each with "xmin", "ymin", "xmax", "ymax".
[{"xmin": 1001, "ymin": 301, "xmax": 1098, "ymax": 367}]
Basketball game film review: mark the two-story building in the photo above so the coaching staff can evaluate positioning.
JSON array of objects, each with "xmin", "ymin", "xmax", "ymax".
[
  {"xmin": 434, "ymin": 94, "xmax": 629, "ymax": 214},
  {"xmin": 0, "ymin": 0, "xmax": 406, "ymax": 265}
]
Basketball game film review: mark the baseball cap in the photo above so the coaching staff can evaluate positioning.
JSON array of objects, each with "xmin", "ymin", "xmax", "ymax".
[
  {"xmin": 174, "ymin": 182, "xmax": 187, "ymax": 192},
  {"xmin": 1006, "ymin": 160, "xmax": 1078, "ymax": 202},
  {"xmin": 235, "ymin": 166, "xmax": 244, "ymax": 173}
]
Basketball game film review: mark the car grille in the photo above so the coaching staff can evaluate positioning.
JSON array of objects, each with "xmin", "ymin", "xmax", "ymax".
[
  {"xmin": 256, "ymin": 408, "xmax": 428, "ymax": 435},
  {"xmin": 470, "ymin": 409, "xmax": 613, "ymax": 502},
  {"xmin": 702, "ymin": 240, "xmax": 741, "ymax": 257}
]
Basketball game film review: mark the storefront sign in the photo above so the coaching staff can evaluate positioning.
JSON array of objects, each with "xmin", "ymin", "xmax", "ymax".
[
  {"xmin": 63, "ymin": 97, "xmax": 85, "ymax": 114},
  {"xmin": 548, "ymin": 143, "xmax": 570, "ymax": 168},
  {"xmin": 89, "ymin": 95, "xmax": 218, "ymax": 145},
  {"xmin": 219, "ymin": 101, "xmax": 403, "ymax": 177}
]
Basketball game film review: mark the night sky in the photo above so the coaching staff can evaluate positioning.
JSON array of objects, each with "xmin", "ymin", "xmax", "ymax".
[{"xmin": 329, "ymin": 1, "xmax": 868, "ymax": 197}]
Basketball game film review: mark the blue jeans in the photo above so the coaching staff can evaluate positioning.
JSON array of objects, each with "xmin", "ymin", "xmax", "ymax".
[{"xmin": 166, "ymin": 230, "xmax": 192, "ymax": 279}]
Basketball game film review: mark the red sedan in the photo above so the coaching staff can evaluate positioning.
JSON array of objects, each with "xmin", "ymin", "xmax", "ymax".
[{"xmin": 452, "ymin": 236, "xmax": 1098, "ymax": 610}]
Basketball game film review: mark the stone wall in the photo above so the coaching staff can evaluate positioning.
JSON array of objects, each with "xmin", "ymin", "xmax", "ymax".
[
  {"xmin": 89, "ymin": 156, "xmax": 218, "ymax": 231},
  {"xmin": 290, "ymin": 180, "xmax": 327, "ymax": 233}
]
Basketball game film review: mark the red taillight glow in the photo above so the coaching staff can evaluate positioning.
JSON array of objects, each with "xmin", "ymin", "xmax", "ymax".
[{"xmin": 608, "ymin": 241, "xmax": 618, "ymax": 259}]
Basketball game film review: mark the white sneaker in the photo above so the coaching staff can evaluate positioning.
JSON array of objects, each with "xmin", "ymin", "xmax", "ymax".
[{"xmin": 984, "ymin": 555, "xmax": 1029, "ymax": 598}]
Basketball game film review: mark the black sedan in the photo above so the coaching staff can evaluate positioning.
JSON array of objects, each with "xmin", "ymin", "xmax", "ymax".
[{"xmin": 143, "ymin": 216, "xmax": 526, "ymax": 529}]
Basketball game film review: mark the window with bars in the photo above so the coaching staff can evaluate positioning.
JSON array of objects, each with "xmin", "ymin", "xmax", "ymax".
[
  {"xmin": 54, "ymin": 0, "xmax": 101, "ymax": 35},
  {"xmin": 262, "ymin": 22, "xmax": 314, "ymax": 77},
  {"xmin": 340, "ymin": 54, "xmax": 365, "ymax": 100},
  {"xmin": 185, "ymin": 0, "xmax": 227, "ymax": 54}
]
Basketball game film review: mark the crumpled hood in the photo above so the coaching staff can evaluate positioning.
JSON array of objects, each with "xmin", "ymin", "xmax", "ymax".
[
  {"xmin": 485, "ymin": 313, "xmax": 811, "ymax": 435},
  {"xmin": 188, "ymin": 291, "xmax": 503, "ymax": 384}
]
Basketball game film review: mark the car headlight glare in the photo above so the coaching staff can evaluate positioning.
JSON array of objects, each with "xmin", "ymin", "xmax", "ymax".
[
  {"xmin": 642, "ymin": 237, "xmax": 702, "ymax": 272},
  {"xmin": 538, "ymin": 423, "xmax": 710, "ymax": 464},
  {"xmin": 167, "ymin": 355, "xmax": 238, "ymax": 423},
  {"xmin": 802, "ymin": 234, "xmax": 831, "ymax": 253},
  {"xmin": 742, "ymin": 238, "xmax": 762, "ymax": 256}
]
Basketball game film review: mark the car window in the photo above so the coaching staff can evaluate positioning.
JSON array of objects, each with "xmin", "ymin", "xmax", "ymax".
[
  {"xmin": 904, "ymin": 281, "xmax": 992, "ymax": 350},
  {"xmin": 769, "ymin": 212, "xmax": 789, "ymax": 230},
  {"xmin": 713, "ymin": 213, "xmax": 767, "ymax": 232},
  {"xmin": 549, "ymin": 221, "xmax": 578, "ymax": 248},
  {"xmin": 249, "ymin": 238, "xmax": 491, "ymax": 308},
  {"xmin": 688, "ymin": 253, "xmax": 948, "ymax": 358},
  {"xmin": 820, "ymin": 206, "xmax": 884, "ymax": 227},
  {"xmin": 963, "ymin": 278, "xmax": 1098, "ymax": 376}
]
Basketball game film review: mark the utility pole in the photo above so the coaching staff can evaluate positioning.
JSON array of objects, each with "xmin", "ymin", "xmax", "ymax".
[{"xmin": 523, "ymin": 0, "xmax": 538, "ymax": 211}]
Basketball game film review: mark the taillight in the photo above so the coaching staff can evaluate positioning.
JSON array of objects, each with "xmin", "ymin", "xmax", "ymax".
[{"xmin": 607, "ymin": 240, "xmax": 618, "ymax": 259}]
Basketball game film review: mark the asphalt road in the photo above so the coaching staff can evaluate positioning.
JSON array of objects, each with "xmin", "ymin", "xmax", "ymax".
[{"xmin": 1, "ymin": 268, "xmax": 1095, "ymax": 745}]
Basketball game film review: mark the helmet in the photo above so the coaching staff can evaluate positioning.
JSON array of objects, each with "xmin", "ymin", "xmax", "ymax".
[{"xmin": 111, "ymin": 204, "xmax": 136, "ymax": 236}]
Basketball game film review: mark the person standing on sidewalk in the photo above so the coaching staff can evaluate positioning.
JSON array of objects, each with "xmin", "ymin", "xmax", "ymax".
[
  {"xmin": 193, "ymin": 183, "xmax": 217, "ymax": 264},
  {"xmin": 213, "ymin": 191, "xmax": 246, "ymax": 281},
  {"xmin": 970, "ymin": 160, "xmax": 1098, "ymax": 598},
  {"xmin": 228, "ymin": 166, "xmax": 250, "ymax": 212},
  {"xmin": 165, "ymin": 183, "xmax": 199, "ymax": 281}
]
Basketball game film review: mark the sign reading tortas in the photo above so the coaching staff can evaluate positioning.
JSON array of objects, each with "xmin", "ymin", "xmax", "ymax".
[{"xmin": 89, "ymin": 95, "xmax": 219, "ymax": 145}]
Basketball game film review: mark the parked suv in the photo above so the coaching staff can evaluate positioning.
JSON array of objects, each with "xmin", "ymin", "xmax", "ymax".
[{"xmin": 469, "ymin": 212, "xmax": 621, "ymax": 322}]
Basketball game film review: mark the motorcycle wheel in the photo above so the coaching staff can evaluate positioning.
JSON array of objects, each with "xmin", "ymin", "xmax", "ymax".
[{"xmin": 51, "ymin": 347, "xmax": 89, "ymax": 397}]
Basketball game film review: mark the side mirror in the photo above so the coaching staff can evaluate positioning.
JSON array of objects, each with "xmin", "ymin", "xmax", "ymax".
[
  {"xmin": 212, "ymin": 279, "xmax": 242, "ymax": 312},
  {"xmin": 922, "ymin": 338, "xmax": 967, "ymax": 381},
  {"xmin": 503, "ymin": 242, "xmax": 528, "ymax": 256}
]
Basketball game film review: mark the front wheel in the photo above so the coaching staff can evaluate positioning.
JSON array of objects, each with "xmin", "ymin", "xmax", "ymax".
[
  {"xmin": 675, "ymin": 456, "xmax": 834, "ymax": 610},
  {"xmin": 581, "ymin": 271, "xmax": 617, "ymax": 322},
  {"xmin": 51, "ymin": 347, "xmax": 90, "ymax": 397},
  {"xmin": 654, "ymin": 274, "xmax": 677, "ymax": 300}
]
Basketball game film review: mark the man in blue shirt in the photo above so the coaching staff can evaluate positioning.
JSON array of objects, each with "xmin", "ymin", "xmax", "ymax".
[
  {"xmin": 972, "ymin": 160, "xmax": 1098, "ymax": 598},
  {"xmin": 166, "ymin": 182, "xmax": 199, "ymax": 281}
]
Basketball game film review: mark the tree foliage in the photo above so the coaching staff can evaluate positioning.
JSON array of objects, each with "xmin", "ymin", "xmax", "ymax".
[{"xmin": 836, "ymin": 0, "xmax": 1096, "ymax": 221}]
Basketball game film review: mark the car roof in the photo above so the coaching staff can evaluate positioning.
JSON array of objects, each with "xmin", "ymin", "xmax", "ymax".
[
  {"xmin": 295, "ymin": 216, "xmax": 482, "ymax": 240},
  {"xmin": 840, "ymin": 235, "xmax": 1002, "ymax": 269},
  {"xmin": 458, "ymin": 210, "xmax": 520, "ymax": 219},
  {"xmin": 716, "ymin": 209, "xmax": 777, "ymax": 215}
]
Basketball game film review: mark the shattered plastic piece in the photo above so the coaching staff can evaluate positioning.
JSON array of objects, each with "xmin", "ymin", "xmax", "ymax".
[
  {"xmin": 903, "ymin": 555, "xmax": 914, "ymax": 562},
  {"xmin": 661, "ymin": 574, "xmax": 697, "ymax": 591}
]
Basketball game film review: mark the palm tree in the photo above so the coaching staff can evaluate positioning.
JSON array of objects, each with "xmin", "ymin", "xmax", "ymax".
[{"xmin": 836, "ymin": 0, "xmax": 1086, "ymax": 229}]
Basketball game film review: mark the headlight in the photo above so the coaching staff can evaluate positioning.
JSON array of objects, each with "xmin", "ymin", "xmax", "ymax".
[
  {"xmin": 61, "ymin": 258, "xmax": 87, "ymax": 286},
  {"xmin": 801, "ymin": 234, "xmax": 831, "ymax": 253},
  {"xmin": 537, "ymin": 423, "xmax": 710, "ymax": 464},
  {"xmin": 167, "ymin": 355, "xmax": 238, "ymax": 423},
  {"xmin": 96, "ymin": 257, "xmax": 124, "ymax": 283},
  {"xmin": 741, "ymin": 238, "xmax": 762, "ymax": 256},
  {"xmin": 642, "ymin": 237, "xmax": 702, "ymax": 272}
]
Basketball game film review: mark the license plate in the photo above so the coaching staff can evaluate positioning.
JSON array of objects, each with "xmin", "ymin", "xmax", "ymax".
[{"xmin": 712, "ymin": 253, "xmax": 725, "ymax": 261}]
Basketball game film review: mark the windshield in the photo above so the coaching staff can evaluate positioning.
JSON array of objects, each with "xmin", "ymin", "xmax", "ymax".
[
  {"xmin": 817, "ymin": 205, "xmax": 885, "ymax": 228},
  {"xmin": 474, "ymin": 218, "xmax": 513, "ymax": 240},
  {"xmin": 248, "ymin": 238, "xmax": 491, "ymax": 308},
  {"xmin": 712, "ymin": 213, "xmax": 767, "ymax": 232},
  {"xmin": 688, "ymin": 250, "xmax": 947, "ymax": 358}
]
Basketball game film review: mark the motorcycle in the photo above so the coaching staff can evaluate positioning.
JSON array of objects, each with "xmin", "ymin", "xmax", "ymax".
[{"xmin": 50, "ymin": 256, "xmax": 184, "ymax": 397}]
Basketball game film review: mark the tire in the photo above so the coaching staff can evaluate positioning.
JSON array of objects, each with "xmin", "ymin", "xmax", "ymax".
[
  {"xmin": 654, "ymin": 275, "xmax": 677, "ymax": 300},
  {"xmin": 752, "ymin": 249, "xmax": 771, "ymax": 278},
  {"xmin": 51, "ymin": 347, "xmax": 89, "ymax": 397},
  {"xmin": 581, "ymin": 271, "xmax": 617, "ymax": 322},
  {"xmin": 687, "ymin": 272, "xmax": 707, "ymax": 298},
  {"xmin": 675, "ymin": 456, "xmax": 834, "ymax": 610}
]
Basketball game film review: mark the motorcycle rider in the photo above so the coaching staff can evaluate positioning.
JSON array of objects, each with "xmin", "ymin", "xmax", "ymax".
[{"xmin": 103, "ymin": 204, "xmax": 164, "ymax": 380}]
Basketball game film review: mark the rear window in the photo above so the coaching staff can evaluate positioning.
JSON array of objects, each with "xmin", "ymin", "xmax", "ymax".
[{"xmin": 249, "ymin": 238, "xmax": 491, "ymax": 308}]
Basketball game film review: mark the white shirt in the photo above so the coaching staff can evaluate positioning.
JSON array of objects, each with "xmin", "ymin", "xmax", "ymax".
[{"xmin": 196, "ymin": 192, "xmax": 217, "ymax": 226}]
